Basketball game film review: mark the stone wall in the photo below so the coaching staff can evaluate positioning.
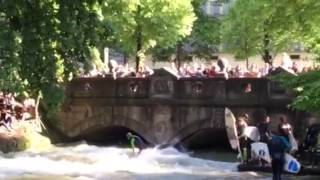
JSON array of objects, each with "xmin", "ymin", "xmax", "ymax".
[{"xmin": 58, "ymin": 68, "xmax": 305, "ymax": 145}]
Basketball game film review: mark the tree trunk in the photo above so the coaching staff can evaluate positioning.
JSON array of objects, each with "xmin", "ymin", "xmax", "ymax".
[
  {"xmin": 246, "ymin": 57, "xmax": 249, "ymax": 69},
  {"xmin": 263, "ymin": 20, "xmax": 272, "ymax": 65},
  {"xmin": 245, "ymin": 40, "xmax": 249, "ymax": 69},
  {"xmin": 176, "ymin": 42, "xmax": 182, "ymax": 69},
  {"xmin": 135, "ymin": 5, "xmax": 142, "ymax": 72},
  {"xmin": 263, "ymin": 33, "xmax": 272, "ymax": 65},
  {"xmin": 123, "ymin": 54, "xmax": 128, "ymax": 65},
  {"xmin": 35, "ymin": 92, "xmax": 41, "ymax": 120}
]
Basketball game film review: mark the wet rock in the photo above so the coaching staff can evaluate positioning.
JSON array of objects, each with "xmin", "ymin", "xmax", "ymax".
[{"xmin": 0, "ymin": 132, "xmax": 28, "ymax": 153}]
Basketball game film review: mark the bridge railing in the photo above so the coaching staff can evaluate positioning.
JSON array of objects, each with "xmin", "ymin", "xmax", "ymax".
[
  {"xmin": 176, "ymin": 78, "xmax": 226, "ymax": 100},
  {"xmin": 67, "ymin": 78, "xmax": 116, "ymax": 98},
  {"xmin": 66, "ymin": 76, "xmax": 293, "ymax": 105}
]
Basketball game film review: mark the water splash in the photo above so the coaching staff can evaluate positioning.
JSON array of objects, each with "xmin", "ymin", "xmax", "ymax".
[{"xmin": 0, "ymin": 143, "xmax": 269, "ymax": 180}]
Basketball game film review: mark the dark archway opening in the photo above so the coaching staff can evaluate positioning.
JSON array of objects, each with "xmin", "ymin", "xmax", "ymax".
[
  {"xmin": 181, "ymin": 128, "xmax": 230, "ymax": 150},
  {"xmin": 73, "ymin": 126, "xmax": 149, "ymax": 147},
  {"xmin": 180, "ymin": 128, "xmax": 237, "ymax": 162}
]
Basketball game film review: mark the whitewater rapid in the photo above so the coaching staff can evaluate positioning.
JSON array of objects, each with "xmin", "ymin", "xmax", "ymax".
[{"xmin": 0, "ymin": 143, "xmax": 271, "ymax": 180}]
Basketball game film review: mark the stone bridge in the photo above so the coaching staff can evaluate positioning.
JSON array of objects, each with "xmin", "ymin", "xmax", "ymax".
[{"xmin": 58, "ymin": 69, "xmax": 300, "ymax": 146}]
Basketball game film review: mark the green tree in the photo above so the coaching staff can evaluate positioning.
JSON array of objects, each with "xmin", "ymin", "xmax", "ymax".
[
  {"xmin": 0, "ymin": 5, "xmax": 26, "ymax": 94},
  {"xmin": 221, "ymin": 0, "xmax": 261, "ymax": 68},
  {"xmin": 188, "ymin": 0, "xmax": 221, "ymax": 59},
  {"xmin": 266, "ymin": 0, "xmax": 320, "ymax": 114},
  {"xmin": 273, "ymin": 70, "xmax": 320, "ymax": 114},
  {"xmin": 151, "ymin": 0, "xmax": 224, "ymax": 67},
  {"xmin": 0, "ymin": 0, "xmax": 108, "ymax": 122},
  {"xmin": 221, "ymin": 0, "xmax": 296, "ymax": 67},
  {"xmin": 102, "ymin": 0, "xmax": 196, "ymax": 71}
]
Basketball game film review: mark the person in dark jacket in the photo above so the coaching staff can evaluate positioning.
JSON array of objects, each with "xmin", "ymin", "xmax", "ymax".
[
  {"xmin": 268, "ymin": 133, "xmax": 292, "ymax": 180},
  {"xmin": 257, "ymin": 115, "xmax": 271, "ymax": 143},
  {"xmin": 257, "ymin": 115, "xmax": 271, "ymax": 166}
]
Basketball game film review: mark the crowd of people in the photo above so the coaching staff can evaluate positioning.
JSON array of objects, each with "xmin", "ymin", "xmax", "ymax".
[
  {"xmin": 236, "ymin": 113, "xmax": 297, "ymax": 180},
  {"xmin": 80, "ymin": 60, "xmax": 154, "ymax": 79},
  {"xmin": 79, "ymin": 53, "xmax": 319, "ymax": 79},
  {"xmin": 0, "ymin": 92, "xmax": 35, "ymax": 132},
  {"xmin": 169, "ymin": 53, "xmax": 319, "ymax": 79}
]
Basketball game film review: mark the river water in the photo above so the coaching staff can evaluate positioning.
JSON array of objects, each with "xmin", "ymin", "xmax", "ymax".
[{"xmin": 0, "ymin": 143, "xmax": 317, "ymax": 180}]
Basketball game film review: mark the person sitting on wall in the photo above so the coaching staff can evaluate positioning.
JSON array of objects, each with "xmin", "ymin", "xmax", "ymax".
[
  {"xmin": 127, "ymin": 132, "xmax": 146, "ymax": 155},
  {"xmin": 0, "ymin": 110, "xmax": 13, "ymax": 131}
]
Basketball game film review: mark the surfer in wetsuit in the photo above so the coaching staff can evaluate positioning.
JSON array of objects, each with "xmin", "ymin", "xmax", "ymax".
[
  {"xmin": 268, "ymin": 132, "xmax": 292, "ymax": 180},
  {"xmin": 256, "ymin": 116, "xmax": 271, "ymax": 167},
  {"xmin": 127, "ymin": 132, "xmax": 145, "ymax": 155},
  {"xmin": 257, "ymin": 115, "xmax": 271, "ymax": 143}
]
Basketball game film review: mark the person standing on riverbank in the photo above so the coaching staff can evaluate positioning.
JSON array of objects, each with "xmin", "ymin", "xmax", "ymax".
[
  {"xmin": 268, "ymin": 132, "xmax": 292, "ymax": 180},
  {"xmin": 257, "ymin": 115, "xmax": 271, "ymax": 143},
  {"xmin": 278, "ymin": 116, "xmax": 293, "ymax": 141}
]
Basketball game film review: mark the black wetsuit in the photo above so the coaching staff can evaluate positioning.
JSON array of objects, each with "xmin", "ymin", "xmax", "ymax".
[
  {"xmin": 129, "ymin": 135, "xmax": 145, "ymax": 154},
  {"xmin": 257, "ymin": 122, "xmax": 270, "ymax": 143}
]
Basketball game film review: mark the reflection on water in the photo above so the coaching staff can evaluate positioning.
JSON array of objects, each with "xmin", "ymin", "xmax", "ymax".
[{"xmin": 0, "ymin": 143, "xmax": 318, "ymax": 180}]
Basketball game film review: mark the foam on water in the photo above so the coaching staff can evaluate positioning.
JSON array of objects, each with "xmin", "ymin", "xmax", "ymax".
[{"xmin": 0, "ymin": 143, "xmax": 269, "ymax": 180}]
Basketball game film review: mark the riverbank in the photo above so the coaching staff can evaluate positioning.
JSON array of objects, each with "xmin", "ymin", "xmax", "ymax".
[
  {"xmin": 238, "ymin": 163, "xmax": 320, "ymax": 176},
  {"xmin": 0, "ymin": 120, "xmax": 51, "ymax": 153}
]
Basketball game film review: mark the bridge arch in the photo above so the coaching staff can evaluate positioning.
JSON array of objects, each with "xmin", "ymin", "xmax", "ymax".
[
  {"xmin": 75, "ymin": 125, "xmax": 150, "ymax": 146},
  {"xmin": 167, "ymin": 118, "xmax": 226, "ymax": 146},
  {"xmin": 67, "ymin": 112, "xmax": 155, "ymax": 144}
]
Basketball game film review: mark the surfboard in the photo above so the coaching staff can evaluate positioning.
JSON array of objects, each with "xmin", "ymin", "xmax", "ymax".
[
  {"xmin": 225, "ymin": 107, "xmax": 239, "ymax": 150},
  {"xmin": 244, "ymin": 126, "xmax": 260, "ymax": 142},
  {"xmin": 288, "ymin": 133, "xmax": 298, "ymax": 151},
  {"xmin": 225, "ymin": 107, "xmax": 243, "ymax": 162},
  {"xmin": 284, "ymin": 153, "xmax": 301, "ymax": 174},
  {"xmin": 251, "ymin": 142, "xmax": 271, "ymax": 163}
]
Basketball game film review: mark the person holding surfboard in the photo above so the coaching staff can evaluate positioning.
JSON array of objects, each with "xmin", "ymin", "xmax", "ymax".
[
  {"xmin": 268, "ymin": 131, "xmax": 292, "ymax": 180},
  {"xmin": 127, "ymin": 132, "xmax": 145, "ymax": 155},
  {"xmin": 237, "ymin": 116, "xmax": 252, "ymax": 163},
  {"xmin": 256, "ymin": 115, "xmax": 271, "ymax": 167},
  {"xmin": 278, "ymin": 116, "xmax": 292, "ymax": 141},
  {"xmin": 257, "ymin": 115, "xmax": 271, "ymax": 143}
]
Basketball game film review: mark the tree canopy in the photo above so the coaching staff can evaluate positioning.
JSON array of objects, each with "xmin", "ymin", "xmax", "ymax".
[
  {"xmin": 102, "ymin": 0, "xmax": 196, "ymax": 70},
  {"xmin": 221, "ymin": 0, "xmax": 298, "ymax": 66},
  {"xmin": 1, "ymin": 0, "xmax": 320, "ymax": 117},
  {"xmin": 0, "ymin": 0, "xmax": 106, "ymax": 120},
  {"xmin": 151, "ymin": 0, "xmax": 224, "ymax": 66}
]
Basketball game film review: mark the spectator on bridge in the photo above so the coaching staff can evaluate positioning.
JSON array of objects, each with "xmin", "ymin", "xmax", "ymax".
[
  {"xmin": 208, "ymin": 63, "xmax": 217, "ymax": 78},
  {"xmin": 0, "ymin": 110, "xmax": 13, "ymax": 131}
]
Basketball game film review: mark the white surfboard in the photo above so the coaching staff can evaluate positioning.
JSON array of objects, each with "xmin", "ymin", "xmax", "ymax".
[
  {"xmin": 244, "ymin": 126, "xmax": 260, "ymax": 142},
  {"xmin": 225, "ymin": 108, "xmax": 239, "ymax": 150},
  {"xmin": 284, "ymin": 153, "xmax": 301, "ymax": 174},
  {"xmin": 225, "ymin": 108, "xmax": 243, "ymax": 162},
  {"xmin": 251, "ymin": 142, "xmax": 271, "ymax": 163},
  {"xmin": 288, "ymin": 133, "xmax": 298, "ymax": 151}
]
